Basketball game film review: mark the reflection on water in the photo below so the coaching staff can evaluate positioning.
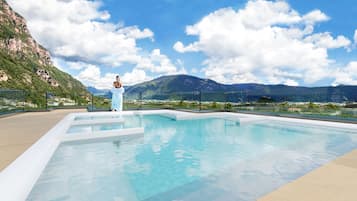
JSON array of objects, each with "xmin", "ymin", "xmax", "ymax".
[
  {"xmin": 27, "ymin": 115, "xmax": 357, "ymax": 201},
  {"xmin": 112, "ymin": 140, "xmax": 121, "ymax": 149}
]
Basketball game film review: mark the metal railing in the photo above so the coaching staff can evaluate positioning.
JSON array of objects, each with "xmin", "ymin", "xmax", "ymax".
[
  {"xmin": 121, "ymin": 90, "xmax": 357, "ymax": 123},
  {"xmin": 0, "ymin": 89, "xmax": 91, "ymax": 115},
  {"xmin": 1, "ymin": 88, "xmax": 356, "ymax": 123}
]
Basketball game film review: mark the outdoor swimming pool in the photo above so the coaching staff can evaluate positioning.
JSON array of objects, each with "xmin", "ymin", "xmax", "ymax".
[{"xmin": 25, "ymin": 113, "xmax": 357, "ymax": 201}]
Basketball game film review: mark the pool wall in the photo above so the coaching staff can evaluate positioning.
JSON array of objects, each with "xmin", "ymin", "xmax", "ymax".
[{"xmin": 0, "ymin": 110, "xmax": 356, "ymax": 201}]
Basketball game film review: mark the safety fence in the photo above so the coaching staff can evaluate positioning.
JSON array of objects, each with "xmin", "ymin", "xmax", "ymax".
[{"xmin": 1, "ymin": 88, "xmax": 356, "ymax": 123}]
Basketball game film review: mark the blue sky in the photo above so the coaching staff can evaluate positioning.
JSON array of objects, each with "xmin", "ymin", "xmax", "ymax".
[
  {"xmin": 8, "ymin": 0, "xmax": 357, "ymax": 88},
  {"xmin": 102, "ymin": 0, "xmax": 245, "ymax": 75}
]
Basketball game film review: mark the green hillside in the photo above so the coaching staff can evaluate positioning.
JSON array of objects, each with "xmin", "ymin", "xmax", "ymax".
[
  {"xmin": 0, "ymin": 0, "xmax": 88, "ymax": 107},
  {"xmin": 126, "ymin": 75, "xmax": 357, "ymax": 102}
]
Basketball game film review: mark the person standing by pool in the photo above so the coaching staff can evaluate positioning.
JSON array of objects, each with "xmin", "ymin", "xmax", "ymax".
[{"xmin": 111, "ymin": 75, "xmax": 125, "ymax": 111}]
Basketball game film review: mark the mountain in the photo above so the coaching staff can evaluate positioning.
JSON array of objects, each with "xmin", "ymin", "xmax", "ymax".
[
  {"xmin": 125, "ymin": 74, "xmax": 357, "ymax": 102},
  {"xmin": 127, "ymin": 74, "xmax": 225, "ymax": 93},
  {"xmin": 87, "ymin": 86, "xmax": 109, "ymax": 95},
  {"xmin": 0, "ymin": 0, "xmax": 88, "ymax": 106},
  {"xmin": 87, "ymin": 86, "xmax": 111, "ymax": 99}
]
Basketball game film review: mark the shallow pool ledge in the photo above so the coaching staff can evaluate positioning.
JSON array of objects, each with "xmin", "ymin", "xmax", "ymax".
[
  {"xmin": 62, "ymin": 127, "xmax": 144, "ymax": 142},
  {"xmin": 258, "ymin": 149, "xmax": 357, "ymax": 201}
]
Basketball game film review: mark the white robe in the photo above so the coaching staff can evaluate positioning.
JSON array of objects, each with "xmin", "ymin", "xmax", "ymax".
[{"xmin": 111, "ymin": 87, "xmax": 125, "ymax": 111}]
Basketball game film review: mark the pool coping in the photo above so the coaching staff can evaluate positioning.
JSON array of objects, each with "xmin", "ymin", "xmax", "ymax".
[{"xmin": 0, "ymin": 109, "xmax": 356, "ymax": 201}]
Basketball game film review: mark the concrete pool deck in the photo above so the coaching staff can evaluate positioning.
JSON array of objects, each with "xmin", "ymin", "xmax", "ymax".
[
  {"xmin": 1, "ymin": 109, "xmax": 357, "ymax": 201},
  {"xmin": 0, "ymin": 109, "xmax": 86, "ymax": 171},
  {"xmin": 259, "ymin": 149, "xmax": 357, "ymax": 201}
]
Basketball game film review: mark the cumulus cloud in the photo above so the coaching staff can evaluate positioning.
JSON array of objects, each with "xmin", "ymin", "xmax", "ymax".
[
  {"xmin": 121, "ymin": 69, "xmax": 152, "ymax": 86},
  {"xmin": 75, "ymin": 64, "xmax": 152, "ymax": 88},
  {"xmin": 7, "ymin": 0, "xmax": 153, "ymax": 67},
  {"xmin": 8, "ymin": 0, "xmax": 181, "ymax": 87},
  {"xmin": 173, "ymin": 41, "xmax": 199, "ymax": 53},
  {"xmin": 283, "ymin": 79, "xmax": 299, "ymax": 86},
  {"xmin": 302, "ymin": 9, "xmax": 329, "ymax": 24},
  {"xmin": 136, "ymin": 49, "xmax": 178, "ymax": 74},
  {"xmin": 354, "ymin": 30, "xmax": 357, "ymax": 44},
  {"xmin": 191, "ymin": 68, "xmax": 198, "ymax": 74},
  {"xmin": 304, "ymin": 33, "xmax": 351, "ymax": 49},
  {"xmin": 75, "ymin": 64, "xmax": 116, "ymax": 89},
  {"xmin": 332, "ymin": 61, "xmax": 357, "ymax": 86},
  {"xmin": 174, "ymin": 0, "xmax": 353, "ymax": 85},
  {"xmin": 54, "ymin": 50, "xmax": 184, "ymax": 88}
]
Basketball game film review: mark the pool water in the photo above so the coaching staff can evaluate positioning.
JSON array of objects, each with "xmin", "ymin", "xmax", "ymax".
[
  {"xmin": 74, "ymin": 115, "xmax": 126, "ymax": 121},
  {"xmin": 27, "ymin": 115, "xmax": 357, "ymax": 201},
  {"xmin": 67, "ymin": 115, "xmax": 143, "ymax": 134}
]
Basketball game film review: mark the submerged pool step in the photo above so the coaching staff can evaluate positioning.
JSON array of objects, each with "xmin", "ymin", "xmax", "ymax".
[
  {"xmin": 61, "ymin": 127, "xmax": 144, "ymax": 143},
  {"xmin": 159, "ymin": 112, "xmax": 265, "ymax": 125},
  {"xmin": 70, "ymin": 118, "xmax": 125, "ymax": 126}
]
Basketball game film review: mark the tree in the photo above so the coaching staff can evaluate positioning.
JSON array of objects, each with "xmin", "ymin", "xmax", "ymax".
[
  {"xmin": 224, "ymin": 103, "xmax": 232, "ymax": 111},
  {"xmin": 211, "ymin": 102, "xmax": 217, "ymax": 108}
]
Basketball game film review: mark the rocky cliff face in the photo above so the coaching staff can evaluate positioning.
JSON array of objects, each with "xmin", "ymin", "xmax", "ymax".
[
  {"xmin": 0, "ymin": 0, "xmax": 52, "ymax": 66},
  {"xmin": 0, "ymin": 0, "xmax": 88, "ymax": 106}
]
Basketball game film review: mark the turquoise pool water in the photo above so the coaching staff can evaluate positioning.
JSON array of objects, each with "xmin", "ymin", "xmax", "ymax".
[
  {"xmin": 74, "ymin": 115, "xmax": 128, "ymax": 121},
  {"xmin": 27, "ymin": 115, "xmax": 357, "ymax": 201},
  {"xmin": 68, "ymin": 115, "xmax": 143, "ymax": 134}
]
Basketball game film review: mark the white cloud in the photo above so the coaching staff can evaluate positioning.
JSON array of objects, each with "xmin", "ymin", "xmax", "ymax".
[
  {"xmin": 75, "ymin": 64, "xmax": 153, "ymax": 88},
  {"xmin": 283, "ymin": 79, "xmax": 299, "ymax": 86},
  {"xmin": 136, "ymin": 49, "xmax": 185, "ymax": 75},
  {"xmin": 173, "ymin": 41, "xmax": 199, "ymax": 53},
  {"xmin": 121, "ymin": 69, "xmax": 152, "ymax": 86},
  {"xmin": 8, "ymin": 0, "xmax": 182, "ymax": 86},
  {"xmin": 61, "ymin": 60, "xmax": 96, "ymax": 70},
  {"xmin": 237, "ymin": 0, "xmax": 301, "ymax": 29},
  {"xmin": 191, "ymin": 68, "xmax": 198, "ymax": 74},
  {"xmin": 116, "ymin": 26, "xmax": 154, "ymax": 40},
  {"xmin": 7, "ymin": 0, "xmax": 153, "ymax": 67},
  {"xmin": 304, "ymin": 33, "xmax": 351, "ymax": 49},
  {"xmin": 52, "ymin": 57, "xmax": 65, "ymax": 71},
  {"xmin": 52, "ymin": 51, "xmax": 153, "ymax": 88},
  {"xmin": 302, "ymin": 9, "xmax": 329, "ymax": 24},
  {"xmin": 174, "ymin": 0, "xmax": 353, "ymax": 85},
  {"xmin": 332, "ymin": 61, "xmax": 357, "ymax": 86},
  {"xmin": 76, "ymin": 64, "xmax": 116, "ymax": 89},
  {"xmin": 354, "ymin": 30, "xmax": 357, "ymax": 44}
]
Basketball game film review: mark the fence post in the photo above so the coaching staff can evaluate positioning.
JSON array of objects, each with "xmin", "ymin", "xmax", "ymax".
[
  {"xmin": 91, "ymin": 94, "xmax": 94, "ymax": 112},
  {"xmin": 22, "ymin": 90, "xmax": 25, "ymax": 112},
  {"xmin": 45, "ymin": 92, "xmax": 48, "ymax": 111},
  {"xmin": 199, "ymin": 90, "xmax": 202, "ymax": 111},
  {"xmin": 224, "ymin": 92, "xmax": 226, "ymax": 112},
  {"xmin": 139, "ymin": 92, "xmax": 142, "ymax": 110}
]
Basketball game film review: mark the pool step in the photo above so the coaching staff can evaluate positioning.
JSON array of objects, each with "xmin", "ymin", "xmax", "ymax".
[
  {"xmin": 160, "ymin": 112, "xmax": 265, "ymax": 125},
  {"xmin": 70, "ymin": 118, "xmax": 125, "ymax": 126},
  {"xmin": 61, "ymin": 127, "xmax": 144, "ymax": 143}
]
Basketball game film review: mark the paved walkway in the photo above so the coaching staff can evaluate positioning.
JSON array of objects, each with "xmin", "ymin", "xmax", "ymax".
[
  {"xmin": 0, "ymin": 109, "xmax": 86, "ymax": 171},
  {"xmin": 259, "ymin": 149, "xmax": 357, "ymax": 201}
]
